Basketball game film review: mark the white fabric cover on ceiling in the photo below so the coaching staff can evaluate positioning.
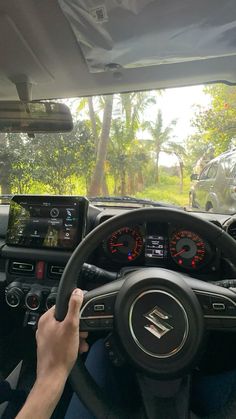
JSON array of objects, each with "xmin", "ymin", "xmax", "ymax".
[{"xmin": 59, "ymin": 0, "xmax": 236, "ymax": 73}]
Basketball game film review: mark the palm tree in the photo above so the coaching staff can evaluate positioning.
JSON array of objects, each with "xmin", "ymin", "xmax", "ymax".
[
  {"xmin": 106, "ymin": 92, "xmax": 157, "ymax": 196},
  {"xmin": 143, "ymin": 110, "xmax": 176, "ymax": 184},
  {"xmin": 120, "ymin": 92, "xmax": 157, "ymax": 138}
]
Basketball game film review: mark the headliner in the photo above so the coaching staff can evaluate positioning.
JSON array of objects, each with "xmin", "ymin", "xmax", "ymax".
[{"xmin": 1, "ymin": 0, "xmax": 236, "ymax": 101}]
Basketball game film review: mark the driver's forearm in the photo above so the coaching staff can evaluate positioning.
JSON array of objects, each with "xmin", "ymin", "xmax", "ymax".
[{"xmin": 16, "ymin": 375, "xmax": 66, "ymax": 419}]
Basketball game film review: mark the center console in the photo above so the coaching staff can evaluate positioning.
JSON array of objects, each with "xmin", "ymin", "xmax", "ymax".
[{"xmin": 3, "ymin": 195, "xmax": 88, "ymax": 324}]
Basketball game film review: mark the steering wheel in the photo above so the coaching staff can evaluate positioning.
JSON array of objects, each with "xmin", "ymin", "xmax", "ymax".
[{"xmin": 55, "ymin": 208, "xmax": 236, "ymax": 419}]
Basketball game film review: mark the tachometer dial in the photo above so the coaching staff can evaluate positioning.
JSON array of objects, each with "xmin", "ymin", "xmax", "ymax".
[
  {"xmin": 105, "ymin": 227, "xmax": 143, "ymax": 263},
  {"xmin": 169, "ymin": 230, "xmax": 206, "ymax": 270}
]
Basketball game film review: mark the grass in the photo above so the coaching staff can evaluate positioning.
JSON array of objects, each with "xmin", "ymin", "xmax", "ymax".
[{"xmin": 136, "ymin": 179, "xmax": 191, "ymax": 208}]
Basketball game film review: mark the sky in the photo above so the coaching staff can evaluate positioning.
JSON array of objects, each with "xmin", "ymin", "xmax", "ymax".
[
  {"xmin": 144, "ymin": 85, "xmax": 212, "ymax": 166},
  {"xmin": 158, "ymin": 85, "xmax": 211, "ymax": 139}
]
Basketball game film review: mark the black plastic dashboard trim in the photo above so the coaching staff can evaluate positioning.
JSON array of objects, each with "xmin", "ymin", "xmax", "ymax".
[{"xmin": 1, "ymin": 245, "xmax": 72, "ymax": 263}]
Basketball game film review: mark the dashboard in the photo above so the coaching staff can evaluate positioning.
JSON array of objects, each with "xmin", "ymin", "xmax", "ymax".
[{"xmin": 1, "ymin": 194, "xmax": 236, "ymax": 324}]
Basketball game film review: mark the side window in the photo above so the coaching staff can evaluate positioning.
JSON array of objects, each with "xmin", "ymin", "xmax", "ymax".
[
  {"xmin": 207, "ymin": 163, "xmax": 218, "ymax": 179},
  {"xmin": 223, "ymin": 154, "xmax": 236, "ymax": 177},
  {"xmin": 199, "ymin": 166, "xmax": 209, "ymax": 180}
]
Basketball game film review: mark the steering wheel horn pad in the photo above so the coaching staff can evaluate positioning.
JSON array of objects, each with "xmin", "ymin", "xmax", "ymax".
[{"xmin": 115, "ymin": 268, "xmax": 204, "ymax": 378}]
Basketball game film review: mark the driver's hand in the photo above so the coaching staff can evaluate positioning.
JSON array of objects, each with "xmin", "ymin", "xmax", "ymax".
[{"xmin": 36, "ymin": 288, "xmax": 89, "ymax": 383}]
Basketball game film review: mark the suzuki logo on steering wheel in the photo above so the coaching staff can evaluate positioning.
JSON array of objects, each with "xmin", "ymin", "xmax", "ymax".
[{"xmin": 143, "ymin": 306, "xmax": 173, "ymax": 339}]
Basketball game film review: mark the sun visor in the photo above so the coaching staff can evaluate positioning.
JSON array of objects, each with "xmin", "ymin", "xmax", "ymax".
[{"xmin": 58, "ymin": 0, "xmax": 236, "ymax": 74}]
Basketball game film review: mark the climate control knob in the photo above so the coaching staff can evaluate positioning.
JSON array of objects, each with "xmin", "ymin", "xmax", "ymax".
[
  {"xmin": 46, "ymin": 288, "xmax": 58, "ymax": 310},
  {"xmin": 5, "ymin": 286, "xmax": 24, "ymax": 308},
  {"xmin": 25, "ymin": 289, "xmax": 42, "ymax": 311}
]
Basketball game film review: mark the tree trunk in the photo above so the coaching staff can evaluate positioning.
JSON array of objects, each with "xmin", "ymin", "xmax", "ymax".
[
  {"xmin": 88, "ymin": 96, "xmax": 113, "ymax": 196},
  {"xmin": 88, "ymin": 97, "xmax": 99, "ymax": 150}
]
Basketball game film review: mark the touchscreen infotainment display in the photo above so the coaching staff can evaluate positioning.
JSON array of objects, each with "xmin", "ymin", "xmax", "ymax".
[{"xmin": 6, "ymin": 195, "xmax": 88, "ymax": 250}]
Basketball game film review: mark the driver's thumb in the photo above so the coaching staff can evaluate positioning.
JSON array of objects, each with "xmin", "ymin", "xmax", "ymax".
[{"xmin": 66, "ymin": 288, "xmax": 84, "ymax": 324}]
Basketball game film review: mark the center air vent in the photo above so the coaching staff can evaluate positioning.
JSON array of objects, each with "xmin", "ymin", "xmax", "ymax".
[
  {"xmin": 48, "ymin": 264, "xmax": 65, "ymax": 279},
  {"xmin": 227, "ymin": 221, "xmax": 236, "ymax": 240},
  {"xmin": 9, "ymin": 261, "xmax": 35, "ymax": 275}
]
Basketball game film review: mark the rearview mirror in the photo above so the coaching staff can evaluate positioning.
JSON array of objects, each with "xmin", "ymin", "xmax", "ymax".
[
  {"xmin": 190, "ymin": 173, "xmax": 199, "ymax": 181},
  {"xmin": 0, "ymin": 101, "xmax": 73, "ymax": 133}
]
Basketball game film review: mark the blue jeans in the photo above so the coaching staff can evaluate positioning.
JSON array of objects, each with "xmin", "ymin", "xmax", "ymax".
[
  {"xmin": 65, "ymin": 339, "xmax": 236, "ymax": 418},
  {"xmin": 65, "ymin": 339, "xmax": 138, "ymax": 419}
]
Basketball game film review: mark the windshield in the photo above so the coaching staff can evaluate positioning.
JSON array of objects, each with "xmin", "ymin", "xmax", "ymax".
[{"xmin": 1, "ymin": 83, "xmax": 236, "ymax": 214}]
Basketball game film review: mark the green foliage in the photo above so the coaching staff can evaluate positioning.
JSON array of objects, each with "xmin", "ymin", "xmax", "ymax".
[
  {"xmin": 107, "ymin": 117, "xmax": 151, "ymax": 195},
  {"xmin": 0, "ymin": 121, "xmax": 94, "ymax": 195},
  {"xmin": 184, "ymin": 134, "xmax": 213, "ymax": 174},
  {"xmin": 143, "ymin": 110, "xmax": 177, "ymax": 183},
  {"xmin": 30, "ymin": 121, "xmax": 95, "ymax": 194},
  {"xmin": 143, "ymin": 110, "xmax": 177, "ymax": 146},
  {"xmin": 105, "ymin": 92, "xmax": 159, "ymax": 195},
  {"xmin": 158, "ymin": 172, "xmax": 180, "ymax": 186},
  {"xmin": 189, "ymin": 84, "xmax": 236, "ymax": 162},
  {"xmin": 136, "ymin": 176, "xmax": 191, "ymax": 207},
  {"xmin": 0, "ymin": 90, "xmax": 192, "ymax": 208},
  {"xmin": 183, "ymin": 84, "xmax": 236, "ymax": 180}
]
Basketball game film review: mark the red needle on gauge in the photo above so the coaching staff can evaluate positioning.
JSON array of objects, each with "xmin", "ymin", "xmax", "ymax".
[{"xmin": 173, "ymin": 248, "xmax": 187, "ymax": 257}]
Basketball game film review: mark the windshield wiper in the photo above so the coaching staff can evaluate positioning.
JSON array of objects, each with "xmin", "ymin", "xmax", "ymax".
[
  {"xmin": 89, "ymin": 195, "xmax": 180, "ymax": 208},
  {"xmin": 0, "ymin": 193, "xmax": 181, "ymax": 209}
]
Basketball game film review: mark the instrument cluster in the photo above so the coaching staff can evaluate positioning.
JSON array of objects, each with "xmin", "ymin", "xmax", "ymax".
[{"xmin": 101, "ymin": 222, "xmax": 214, "ymax": 273}]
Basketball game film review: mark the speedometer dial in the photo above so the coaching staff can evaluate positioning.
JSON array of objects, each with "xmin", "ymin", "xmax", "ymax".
[
  {"xmin": 105, "ymin": 227, "xmax": 143, "ymax": 263},
  {"xmin": 169, "ymin": 230, "xmax": 206, "ymax": 270}
]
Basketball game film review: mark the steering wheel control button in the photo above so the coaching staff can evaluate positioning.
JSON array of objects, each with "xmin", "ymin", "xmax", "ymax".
[
  {"xmin": 93, "ymin": 304, "xmax": 105, "ymax": 312},
  {"xmin": 81, "ymin": 293, "xmax": 117, "ymax": 318},
  {"xmin": 196, "ymin": 292, "xmax": 236, "ymax": 317},
  {"xmin": 212, "ymin": 302, "xmax": 225, "ymax": 311},
  {"xmin": 100, "ymin": 318, "xmax": 113, "ymax": 329},
  {"xmin": 85, "ymin": 319, "xmax": 101, "ymax": 329},
  {"xmin": 130, "ymin": 290, "xmax": 188, "ymax": 358},
  {"xmin": 82, "ymin": 317, "xmax": 113, "ymax": 331},
  {"xmin": 80, "ymin": 292, "xmax": 116, "ymax": 330}
]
